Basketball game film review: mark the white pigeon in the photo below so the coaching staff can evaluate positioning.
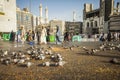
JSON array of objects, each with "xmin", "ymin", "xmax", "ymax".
[
  {"xmin": 0, "ymin": 58, "xmax": 4, "ymax": 62},
  {"xmin": 12, "ymin": 59, "xmax": 19, "ymax": 64},
  {"xmin": 27, "ymin": 50, "xmax": 31, "ymax": 55},
  {"xmin": 11, "ymin": 52, "xmax": 16, "ymax": 56},
  {"xmin": 3, "ymin": 50, "xmax": 8, "ymax": 56},
  {"xmin": 45, "ymin": 62, "xmax": 50, "ymax": 66},
  {"xmin": 5, "ymin": 60, "xmax": 10, "ymax": 65},
  {"xmin": 25, "ymin": 57, "xmax": 30, "ymax": 61},
  {"xmin": 58, "ymin": 57, "xmax": 63, "ymax": 61},
  {"xmin": 18, "ymin": 59, "xmax": 25, "ymax": 64},
  {"xmin": 58, "ymin": 61, "xmax": 66, "ymax": 66},
  {"xmin": 82, "ymin": 47, "xmax": 89, "ymax": 51},
  {"xmin": 26, "ymin": 62, "xmax": 33, "ymax": 68}
]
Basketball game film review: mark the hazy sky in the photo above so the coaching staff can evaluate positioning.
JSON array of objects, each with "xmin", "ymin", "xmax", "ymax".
[{"xmin": 16, "ymin": 0, "xmax": 119, "ymax": 22}]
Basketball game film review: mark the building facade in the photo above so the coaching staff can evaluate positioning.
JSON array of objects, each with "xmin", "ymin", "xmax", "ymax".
[
  {"xmin": 16, "ymin": 7, "xmax": 33, "ymax": 31},
  {"xmin": 83, "ymin": 0, "xmax": 113, "ymax": 34},
  {"xmin": 65, "ymin": 21, "xmax": 83, "ymax": 35},
  {"xmin": 0, "ymin": 0, "xmax": 16, "ymax": 32},
  {"xmin": 109, "ymin": 2, "xmax": 120, "ymax": 32},
  {"xmin": 32, "ymin": 15, "xmax": 38, "ymax": 31},
  {"xmin": 49, "ymin": 19, "xmax": 65, "ymax": 35}
]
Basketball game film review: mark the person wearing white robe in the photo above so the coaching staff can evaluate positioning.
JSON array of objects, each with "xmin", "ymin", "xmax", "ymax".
[
  {"xmin": 40, "ymin": 27, "xmax": 47, "ymax": 44},
  {"xmin": 21, "ymin": 26, "xmax": 26, "ymax": 44}
]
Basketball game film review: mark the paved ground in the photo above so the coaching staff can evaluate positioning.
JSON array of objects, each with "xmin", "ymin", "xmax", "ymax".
[{"xmin": 0, "ymin": 40, "xmax": 120, "ymax": 80}]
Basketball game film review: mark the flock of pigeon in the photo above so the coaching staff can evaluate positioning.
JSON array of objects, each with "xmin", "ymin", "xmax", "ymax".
[
  {"xmin": 0, "ymin": 42, "xmax": 120, "ymax": 68},
  {"xmin": 0, "ymin": 46, "xmax": 66, "ymax": 68},
  {"xmin": 82, "ymin": 42, "xmax": 120, "ymax": 64},
  {"xmin": 82, "ymin": 43, "xmax": 120, "ymax": 54}
]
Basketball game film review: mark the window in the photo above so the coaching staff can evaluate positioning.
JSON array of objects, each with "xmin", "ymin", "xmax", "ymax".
[
  {"xmin": 91, "ymin": 22, "xmax": 93, "ymax": 27},
  {"xmin": 87, "ymin": 22, "xmax": 89, "ymax": 28},
  {"xmin": 95, "ymin": 21, "xmax": 97, "ymax": 27}
]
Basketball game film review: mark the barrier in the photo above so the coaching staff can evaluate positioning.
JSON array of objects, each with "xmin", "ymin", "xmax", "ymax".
[
  {"xmin": 2, "ymin": 34, "xmax": 10, "ymax": 40},
  {"xmin": 49, "ymin": 35, "xmax": 55, "ymax": 42},
  {"xmin": 72, "ymin": 35, "xmax": 82, "ymax": 42}
]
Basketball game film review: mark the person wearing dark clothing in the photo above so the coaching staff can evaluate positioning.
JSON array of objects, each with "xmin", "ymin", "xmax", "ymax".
[
  {"xmin": 100, "ymin": 33, "xmax": 105, "ymax": 42},
  {"xmin": 35, "ymin": 27, "xmax": 41, "ymax": 44},
  {"xmin": 10, "ymin": 30, "xmax": 15, "ymax": 42},
  {"xmin": 36, "ymin": 31, "xmax": 40, "ymax": 44},
  {"xmin": 46, "ymin": 28, "xmax": 50, "ymax": 42},
  {"xmin": 32, "ymin": 31, "xmax": 35, "ymax": 41},
  {"xmin": 64, "ymin": 32, "xmax": 69, "ymax": 42},
  {"xmin": 107, "ymin": 32, "xmax": 111, "ymax": 41}
]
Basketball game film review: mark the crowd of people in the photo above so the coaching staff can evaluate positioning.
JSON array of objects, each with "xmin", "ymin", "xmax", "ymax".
[
  {"xmin": 0, "ymin": 25, "xmax": 120, "ymax": 45},
  {"xmin": 15, "ymin": 26, "xmax": 48, "ymax": 45},
  {"xmin": 8, "ymin": 25, "xmax": 63, "ymax": 45},
  {"xmin": 97, "ymin": 32, "xmax": 120, "ymax": 42}
]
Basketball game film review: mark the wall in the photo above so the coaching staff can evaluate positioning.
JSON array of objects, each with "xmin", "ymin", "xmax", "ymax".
[{"xmin": 0, "ymin": 0, "xmax": 16, "ymax": 32}]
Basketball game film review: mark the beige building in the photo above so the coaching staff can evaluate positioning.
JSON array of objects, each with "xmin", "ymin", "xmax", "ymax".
[
  {"xmin": 32, "ymin": 15, "xmax": 39, "ymax": 31},
  {"xmin": 83, "ymin": 0, "xmax": 114, "ymax": 34},
  {"xmin": 49, "ymin": 19, "xmax": 65, "ymax": 35},
  {"xmin": 16, "ymin": 7, "xmax": 33, "ymax": 32},
  {"xmin": 0, "ymin": 0, "xmax": 16, "ymax": 32},
  {"xmin": 65, "ymin": 21, "xmax": 83, "ymax": 35},
  {"xmin": 109, "ymin": 2, "xmax": 120, "ymax": 32}
]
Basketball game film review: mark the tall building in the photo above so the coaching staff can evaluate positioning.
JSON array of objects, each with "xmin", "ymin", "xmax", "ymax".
[
  {"xmin": 32, "ymin": 15, "xmax": 38, "ymax": 31},
  {"xmin": 83, "ymin": 0, "xmax": 114, "ymax": 34},
  {"xmin": 73, "ymin": 11, "xmax": 76, "ymax": 22},
  {"xmin": 16, "ymin": 7, "xmax": 33, "ymax": 31},
  {"xmin": 83, "ymin": 3, "xmax": 101, "ymax": 34},
  {"xmin": 0, "ymin": 0, "xmax": 16, "ymax": 32},
  {"xmin": 39, "ymin": 4, "xmax": 43, "ymax": 24},
  {"xmin": 35, "ymin": 3, "xmax": 50, "ymax": 33},
  {"xmin": 45, "ymin": 6, "xmax": 48, "ymax": 24}
]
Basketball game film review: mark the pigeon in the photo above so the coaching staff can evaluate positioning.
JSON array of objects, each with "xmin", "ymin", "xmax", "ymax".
[
  {"xmin": 3, "ymin": 50, "xmax": 8, "ymax": 56},
  {"xmin": 12, "ymin": 58, "xmax": 19, "ymax": 64},
  {"xmin": 43, "ymin": 62, "xmax": 50, "ymax": 66},
  {"xmin": 27, "ymin": 50, "xmax": 31, "ymax": 55},
  {"xmin": 56, "ymin": 61, "xmax": 66, "ymax": 67},
  {"xmin": 26, "ymin": 62, "xmax": 33, "ymax": 68},
  {"xmin": 110, "ymin": 58, "xmax": 119, "ymax": 64},
  {"xmin": 48, "ymin": 50, "xmax": 53, "ymax": 55},
  {"xmin": 69, "ymin": 47, "xmax": 73, "ymax": 50},
  {"xmin": 48, "ymin": 46, "xmax": 52, "ymax": 49},
  {"xmin": 18, "ymin": 59, "xmax": 25, "ymax": 64},
  {"xmin": 4, "ymin": 60, "xmax": 11, "ymax": 65},
  {"xmin": 11, "ymin": 52, "xmax": 16, "ymax": 56},
  {"xmin": 82, "ymin": 47, "xmax": 89, "ymax": 51}
]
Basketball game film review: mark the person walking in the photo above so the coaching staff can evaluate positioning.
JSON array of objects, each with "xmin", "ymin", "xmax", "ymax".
[
  {"xmin": 56, "ymin": 25, "xmax": 61, "ymax": 44},
  {"xmin": 16, "ymin": 28, "xmax": 21, "ymax": 43},
  {"xmin": 40, "ymin": 27, "xmax": 47, "ymax": 44},
  {"xmin": 10, "ymin": 30, "xmax": 15, "ymax": 42},
  {"xmin": 32, "ymin": 31, "xmax": 35, "ymax": 41},
  {"xmin": 36, "ymin": 27, "xmax": 41, "ymax": 44},
  {"xmin": 20, "ymin": 26, "xmax": 26, "ymax": 45}
]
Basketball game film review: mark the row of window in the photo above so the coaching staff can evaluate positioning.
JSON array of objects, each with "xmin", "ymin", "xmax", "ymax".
[{"xmin": 87, "ymin": 21, "xmax": 98, "ymax": 28}]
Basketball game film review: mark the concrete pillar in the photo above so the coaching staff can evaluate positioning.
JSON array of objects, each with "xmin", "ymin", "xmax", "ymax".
[{"xmin": 110, "ymin": 0, "xmax": 114, "ymax": 15}]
